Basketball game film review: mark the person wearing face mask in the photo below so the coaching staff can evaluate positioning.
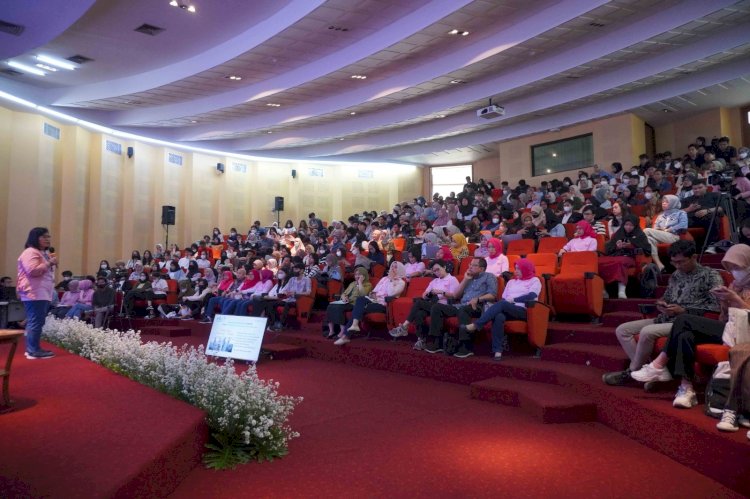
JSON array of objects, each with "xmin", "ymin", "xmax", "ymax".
[
  {"xmin": 55, "ymin": 270, "xmax": 74, "ymax": 291},
  {"xmin": 196, "ymin": 251, "xmax": 211, "ymax": 270},
  {"xmin": 168, "ymin": 261, "xmax": 186, "ymax": 281},
  {"xmin": 630, "ymin": 244, "xmax": 750, "ymax": 411},
  {"xmin": 252, "ymin": 268, "xmax": 291, "ymax": 330},
  {"xmin": 125, "ymin": 250, "xmax": 141, "ymax": 270},
  {"xmin": 179, "ymin": 278, "xmax": 212, "ymax": 319},
  {"xmin": 641, "ymin": 188, "xmax": 662, "ymax": 228},
  {"xmin": 91, "ymin": 276, "xmax": 115, "ymax": 327},
  {"xmin": 322, "ymin": 252, "xmax": 344, "ymax": 281},
  {"xmin": 600, "ymin": 215, "xmax": 650, "ymax": 299},
  {"xmin": 98, "ymin": 260, "xmax": 112, "ymax": 279},
  {"xmin": 559, "ymin": 201, "xmax": 582, "ymax": 225},
  {"xmin": 272, "ymin": 263, "xmax": 312, "ymax": 330},
  {"xmin": 736, "ymin": 146, "xmax": 750, "ymax": 175},
  {"xmin": 65, "ymin": 278, "xmax": 95, "ymax": 320},
  {"xmin": 303, "ymin": 253, "xmax": 320, "ymax": 279}
]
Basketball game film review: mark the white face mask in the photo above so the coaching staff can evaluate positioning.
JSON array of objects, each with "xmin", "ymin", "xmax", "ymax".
[
  {"xmin": 492, "ymin": 218, "xmax": 499, "ymax": 224},
  {"xmin": 100, "ymin": 265, "xmax": 107, "ymax": 269},
  {"xmin": 563, "ymin": 206, "xmax": 572, "ymax": 213},
  {"xmin": 732, "ymin": 270, "xmax": 748, "ymax": 282},
  {"xmin": 276, "ymin": 273, "xmax": 286, "ymax": 280},
  {"xmin": 741, "ymin": 152, "xmax": 748, "ymax": 159},
  {"xmin": 644, "ymin": 192, "xmax": 653, "ymax": 200}
]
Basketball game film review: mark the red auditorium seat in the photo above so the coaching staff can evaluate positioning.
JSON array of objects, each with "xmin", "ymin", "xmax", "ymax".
[
  {"xmin": 549, "ymin": 251, "xmax": 604, "ymax": 320},
  {"xmin": 389, "ymin": 277, "xmax": 433, "ymax": 333},
  {"xmin": 507, "ymin": 239, "xmax": 534, "ymax": 256},
  {"xmin": 536, "ymin": 237, "xmax": 567, "ymax": 255},
  {"xmin": 275, "ymin": 279, "xmax": 318, "ymax": 327}
]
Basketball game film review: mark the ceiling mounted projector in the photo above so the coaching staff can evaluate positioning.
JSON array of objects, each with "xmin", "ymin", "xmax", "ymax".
[{"xmin": 477, "ymin": 103, "xmax": 505, "ymax": 119}]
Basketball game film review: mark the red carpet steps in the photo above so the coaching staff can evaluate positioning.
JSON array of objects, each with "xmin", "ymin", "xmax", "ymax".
[{"xmin": 0, "ymin": 342, "xmax": 208, "ymax": 498}]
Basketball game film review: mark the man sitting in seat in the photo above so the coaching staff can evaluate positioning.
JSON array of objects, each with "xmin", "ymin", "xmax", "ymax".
[
  {"xmin": 681, "ymin": 179, "xmax": 721, "ymax": 250},
  {"xmin": 424, "ymin": 257, "xmax": 498, "ymax": 358},
  {"xmin": 602, "ymin": 240, "xmax": 722, "ymax": 385},
  {"xmin": 91, "ymin": 276, "xmax": 116, "ymax": 328}
]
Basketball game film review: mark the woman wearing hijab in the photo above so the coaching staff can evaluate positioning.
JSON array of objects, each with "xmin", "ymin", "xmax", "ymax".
[
  {"xmin": 324, "ymin": 267, "xmax": 372, "ymax": 339},
  {"xmin": 52, "ymin": 279, "xmax": 80, "ymax": 318},
  {"xmin": 559, "ymin": 221, "xmax": 598, "ymax": 256},
  {"xmin": 485, "ymin": 238, "xmax": 509, "ymax": 276},
  {"xmin": 433, "ymin": 245, "xmax": 456, "ymax": 274},
  {"xmin": 65, "ymin": 278, "xmax": 95, "ymax": 319},
  {"xmin": 643, "ymin": 194, "xmax": 688, "ymax": 271},
  {"xmin": 433, "ymin": 207, "xmax": 451, "ymax": 227},
  {"xmin": 458, "ymin": 197, "xmax": 477, "ymax": 221},
  {"xmin": 225, "ymin": 269, "xmax": 273, "ymax": 316},
  {"xmin": 450, "ymin": 233, "xmax": 469, "ymax": 262},
  {"xmin": 600, "ymin": 215, "xmax": 650, "ymax": 299},
  {"xmin": 460, "ymin": 258, "xmax": 542, "ymax": 361},
  {"xmin": 631, "ymin": 244, "xmax": 750, "ymax": 413},
  {"xmin": 335, "ymin": 261, "xmax": 407, "ymax": 345}
]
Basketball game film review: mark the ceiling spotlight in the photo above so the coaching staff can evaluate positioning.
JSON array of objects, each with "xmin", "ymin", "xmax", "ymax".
[
  {"xmin": 461, "ymin": 31, "xmax": 469, "ymax": 36},
  {"xmin": 448, "ymin": 29, "xmax": 469, "ymax": 36},
  {"xmin": 349, "ymin": 112, "xmax": 357, "ymax": 115},
  {"xmin": 7, "ymin": 61, "xmax": 46, "ymax": 76},
  {"xmin": 225, "ymin": 75, "xmax": 242, "ymax": 81},
  {"xmin": 436, "ymin": 114, "xmax": 446, "ymax": 118},
  {"xmin": 350, "ymin": 75, "xmax": 367, "ymax": 79},
  {"xmin": 36, "ymin": 54, "xmax": 77, "ymax": 70},
  {"xmin": 662, "ymin": 108, "xmax": 673, "ymax": 113},
  {"xmin": 339, "ymin": 138, "xmax": 345, "ymax": 141},
  {"xmin": 552, "ymin": 153, "xmax": 557, "ymax": 157},
  {"xmin": 546, "ymin": 169, "xmax": 552, "ymax": 173},
  {"xmin": 169, "ymin": 1, "xmax": 196, "ymax": 13},
  {"xmin": 266, "ymin": 103, "xmax": 281, "ymax": 107},
  {"xmin": 267, "ymin": 131, "xmax": 273, "ymax": 134},
  {"xmin": 190, "ymin": 120, "xmax": 197, "ymax": 123},
  {"xmin": 450, "ymin": 79, "xmax": 465, "ymax": 84}
]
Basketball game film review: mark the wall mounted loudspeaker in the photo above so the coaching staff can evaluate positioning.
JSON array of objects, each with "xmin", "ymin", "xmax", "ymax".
[
  {"xmin": 216, "ymin": 162, "xmax": 225, "ymax": 174},
  {"xmin": 161, "ymin": 205, "xmax": 176, "ymax": 225},
  {"xmin": 127, "ymin": 147, "xmax": 134, "ymax": 158},
  {"xmin": 291, "ymin": 169, "xmax": 297, "ymax": 179},
  {"xmin": 274, "ymin": 196, "xmax": 284, "ymax": 211}
]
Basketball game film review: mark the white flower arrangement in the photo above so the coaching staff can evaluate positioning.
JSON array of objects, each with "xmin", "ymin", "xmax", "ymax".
[{"xmin": 42, "ymin": 317, "xmax": 301, "ymax": 468}]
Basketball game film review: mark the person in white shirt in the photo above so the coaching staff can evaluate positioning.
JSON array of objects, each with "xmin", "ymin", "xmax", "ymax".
[
  {"xmin": 196, "ymin": 250, "xmax": 211, "ymax": 269},
  {"xmin": 178, "ymin": 250, "xmax": 192, "ymax": 271},
  {"xmin": 404, "ymin": 250, "xmax": 426, "ymax": 278}
]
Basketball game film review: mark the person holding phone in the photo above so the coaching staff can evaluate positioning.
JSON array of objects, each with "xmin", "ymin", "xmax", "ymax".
[
  {"xmin": 602, "ymin": 240, "xmax": 722, "ymax": 386},
  {"xmin": 599, "ymin": 215, "xmax": 650, "ymax": 299},
  {"xmin": 630, "ymin": 244, "xmax": 750, "ymax": 415},
  {"xmin": 324, "ymin": 267, "xmax": 372, "ymax": 339}
]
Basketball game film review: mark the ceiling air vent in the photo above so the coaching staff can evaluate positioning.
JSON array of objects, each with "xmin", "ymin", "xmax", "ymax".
[
  {"xmin": 0, "ymin": 68, "xmax": 23, "ymax": 76},
  {"xmin": 0, "ymin": 19, "xmax": 25, "ymax": 36},
  {"xmin": 134, "ymin": 23, "xmax": 165, "ymax": 36},
  {"xmin": 589, "ymin": 22, "xmax": 606, "ymax": 28},
  {"xmin": 67, "ymin": 54, "xmax": 93, "ymax": 64}
]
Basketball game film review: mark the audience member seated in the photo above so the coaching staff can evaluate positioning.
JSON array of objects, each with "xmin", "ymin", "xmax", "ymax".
[
  {"xmin": 631, "ymin": 245, "xmax": 750, "ymax": 409},
  {"xmin": 558, "ymin": 221, "xmax": 597, "ymax": 257},
  {"xmin": 65, "ymin": 278, "xmax": 94, "ymax": 320},
  {"xmin": 602, "ymin": 240, "xmax": 722, "ymax": 386},
  {"xmin": 404, "ymin": 249, "xmax": 426, "ymax": 278},
  {"xmin": 51, "ymin": 279, "xmax": 79, "ymax": 318},
  {"xmin": 450, "ymin": 233, "xmax": 469, "ymax": 262},
  {"xmin": 581, "ymin": 205, "xmax": 607, "ymax": 237},
  {"xmin": 459, "ymin": 258, "xmax": 542, "ymax": 360},
  {"xmin": 600, "ymin": 215, "xmax": 650, "ymax": 299},
  {"xmin": 681, "ymin": 179, "xmax": 721, "ymax": 248},
  {"xmin": 484, "ymin": 238, "xmax": 509, "ymax": 276},
  {"xmin": 91, "ymin": 275, "xmax": 116, "ymax": 327},
  {"xmin": 388, "ymin": 260, "xmax": 459, "ymax": 348},
  {"xmin": 559, "ymin": 199, "xmax": 582, "ymax": 225},
  {"xmin": 334, "ymin": 261, "xmax": 407, "ymax": 345},
  {"xmin": 325, "ymin": 267, "xmax": 372, "ymax": 339},
  {"xmin": 423, "ymin": 257, "xmax": 498, "ymax": 358},
  {"xmin": 273, "ymin": 262, "xmax": 313, "ymax": 330},
  {"xmin": 644, "ymin": 195, "xmax": 687, "ymax": 272},
  {"xmin": 251, "ymin": 269, "xmax": 291, "ymax": 330}
]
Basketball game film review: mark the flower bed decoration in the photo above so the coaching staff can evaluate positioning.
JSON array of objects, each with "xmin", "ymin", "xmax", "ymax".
[{"xmin": 42, "ymin": 317, "xmax": 301, "ymax": 469}]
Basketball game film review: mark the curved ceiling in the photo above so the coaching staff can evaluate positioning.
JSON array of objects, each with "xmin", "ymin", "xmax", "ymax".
[{"xmin": 1, "ymin": 0, "xmax": 749, "ymax": 166}]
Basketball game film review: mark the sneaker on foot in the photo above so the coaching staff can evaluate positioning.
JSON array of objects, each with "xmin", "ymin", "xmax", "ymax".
[
  {"xmin": 412, "ymin": 338, "xmax": 425, "ymax": 350},
  {"xmin": 347, "ymin": 323, "xmax": 360, "ymax": 333},
  {"xmin": 25, "ymin": 350, "xmax": 55, "ymax": 360},
  {"xmin": 602, "ymin": 369, "xmax": 633, "ymax": 386},
  {"xmin": 717, "ymin": 410, "xmax": 739, "ymax": 432},
  {"xmin": 389, "ymin": 324, "xmax": 408, "ymax": 338},
  {"xmin": 705, "ymin": 245, "xmax": 717, "ymax": 254},
  {"xmin": 617, "ymin": 291, "xmax": 628, "ymax": 299},
  {"xmin": 493, "ymin": 352, "xmax": 503, "ymax": 361},
  {"xmin": 454, "ymin": 345, "xmax": 474, "ymax": 358},
  {"xmin": 334, "ymin": 337, "xmax": 350, "ymax": 346},
  {"xmin": 673, "ymin": 385, "xmax": 698, "ymax": 409},
  {"xmin": 199, "ymin": 317, "xmax": 212, "ymax": 324},
  {"xmin": 631, "ymin": 362, "xmax": 672, "ymax": 383},
  {"xmin": 424, "ymin": 341, "xmax": 443, "ymax": 354}
]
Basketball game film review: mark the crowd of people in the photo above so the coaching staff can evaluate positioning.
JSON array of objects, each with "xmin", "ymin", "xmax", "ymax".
[{"xmin": 9, "ymin": 135, "xmax": 750, "ymax": 437}]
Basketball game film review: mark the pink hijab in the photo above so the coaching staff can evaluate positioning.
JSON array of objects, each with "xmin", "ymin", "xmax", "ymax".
[
  {"xmin": 516, "ymin": 258, "xmax": 536, "ymax": 280},
  {"xmin": 487, "ymin": 238, "xmax": 504, "ymax": 256},
  {"xmin": 218, "ymin": 271, "xmax": 234, "ymax": 291}
]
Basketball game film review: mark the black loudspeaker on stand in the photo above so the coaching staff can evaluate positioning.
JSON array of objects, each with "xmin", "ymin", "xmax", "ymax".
[
  {"xmin": 161, "ymin": 205, "xmax": 176, "ymax": 248},
  {"xmin": 273, "ymin": 196, "xmax": 284, "ymax": 225}
]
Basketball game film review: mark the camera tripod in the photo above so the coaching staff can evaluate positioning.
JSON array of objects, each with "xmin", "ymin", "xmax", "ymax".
[{"xmin": 700, "ymin": 192, "xmax": 738, "ymax": 258}]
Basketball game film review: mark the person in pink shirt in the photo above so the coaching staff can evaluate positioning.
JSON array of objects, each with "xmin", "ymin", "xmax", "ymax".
[
  {"xmin": 16, "ymin": 227, "xmax": 58, "ymax": 359},
  {"xmin": 460, "ymin": 258, "xmax": 543, "ymax": 360},
  {"xmin": 51, "ymin": 279, "xmax": 80, "ymax": 318},
  {"xmin": 559, "ymin": 221, "xmax": 598, "ymax": 256},
  {"xmin": 485, "ymin": 238, "xmax": 509, "ymax": 276},
  {"xmin": 404, "ymin": 250, "xmax": 426, "ymax": 278},
  {"xmin": 388, "ymin": 260, "xmax": 460, "ymax": 348},
  {"xmin": 65, "ymin": 278, "xmax": 94, "ymax": 319}
]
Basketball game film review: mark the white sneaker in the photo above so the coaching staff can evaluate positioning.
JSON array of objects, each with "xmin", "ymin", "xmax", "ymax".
[
  {"xmin": 740, "ymin": 414, "xmax": 750, "ymax": 428},
  {"xmin": 347, "ymin": 323, "xmax": 360, "ymax": 332},
  {"xmin": 631, "ymin": 362, "xmax": 672, "ymax": 382},
  {"xmin": 717, "ymin": 410, "xmax": 739, "ymax": 432},
  {"xmin": 412, "ymin": 338, "xmax": 425, "ymax": 350},
  {"xmin": 705, "ymin": 245, "xmax": 717, "ymax": 254},
  {"xmin": 334, "ymin": 337, "xmax": 350, "ymax": 346},
  {"xmin": 617, "ymin": 284, "xmax": 627, "ymax": 299},
  {"xmin": 389, "ymin": 324, "xmax": 408, "ymax": 338},
  {"xmin": 673, "ymin": 385, "xmax": 698, "ymax": 409}
]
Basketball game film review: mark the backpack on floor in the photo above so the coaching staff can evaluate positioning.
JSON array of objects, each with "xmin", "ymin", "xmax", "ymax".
[
  {"xmin": 640, "ymin": 263, "xmax": 659, "ymax": 298},
  {"xmin": 443, "ymin": 333, "xmax": 459, "ymax": 356},
  {"xmin": 705, "ymin": 376, "xmax": 731, "ymax": 419}
]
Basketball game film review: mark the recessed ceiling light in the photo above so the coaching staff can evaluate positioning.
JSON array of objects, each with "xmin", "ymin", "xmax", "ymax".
[
  {"xmin": 436, "ymin": 114, "xmax": 446, "ymax": 118},
  {"xmin": 450, "ymin": 79, "xmax": 465, "ymax": 84},
  {"xmin": 339, "ymin": 138, "xmax": 345, "ymax": 141},
  {"xmin": 266, "ymin": 103, "xmax": 281, "ymax": 107},
  {"xmin": 7, "ymin": 61, "xmax": 45, "ymax": 76},
  {"xmin": 350, "ymin": 75, "xmax": 367, "ymax": 79},
  {"xmin": 169, "ymin": 1, "xmax": 196, "ymax": 12},
  {"xmin": 267, "ymin": 131, "xmax": 273, "ymax": 134},
  {"xmin": 448, "ymin": 29, "xmax": 469, "ymax": 36},
  {"xmin": 225, "ymin": 75, "xmax": 242, "ymax": 81},
  {"xmin": 35, "ymin": 63, "xmax": 57, "ymax": 72},
  {"xmin": 349, "ymin": 112, "xmax": 356, "ymax": 115},
  {"xmin": 662, "ymin": 108, "xmax": 673, "ymax": 113},
  {"xmin": 552, "ymin": 153, "xmax": 557, "ymax": 157},
  {"xmin": 36, "ymin": 54, "xmax": 76, "ymax": 70},
  {"xmin": 190, "ymin": 120, "xmax": 197, "ymax": 123}
]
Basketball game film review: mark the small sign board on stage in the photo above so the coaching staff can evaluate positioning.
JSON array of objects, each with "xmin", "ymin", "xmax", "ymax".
[{"xmin": 205, "ymin": 315, "xmax": 267, "ymax": 362}]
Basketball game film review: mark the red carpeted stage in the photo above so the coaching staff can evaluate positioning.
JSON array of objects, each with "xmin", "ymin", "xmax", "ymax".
[{"xmin": 2, "ymin": 310, "xmax": 749, "ymax": 498}]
